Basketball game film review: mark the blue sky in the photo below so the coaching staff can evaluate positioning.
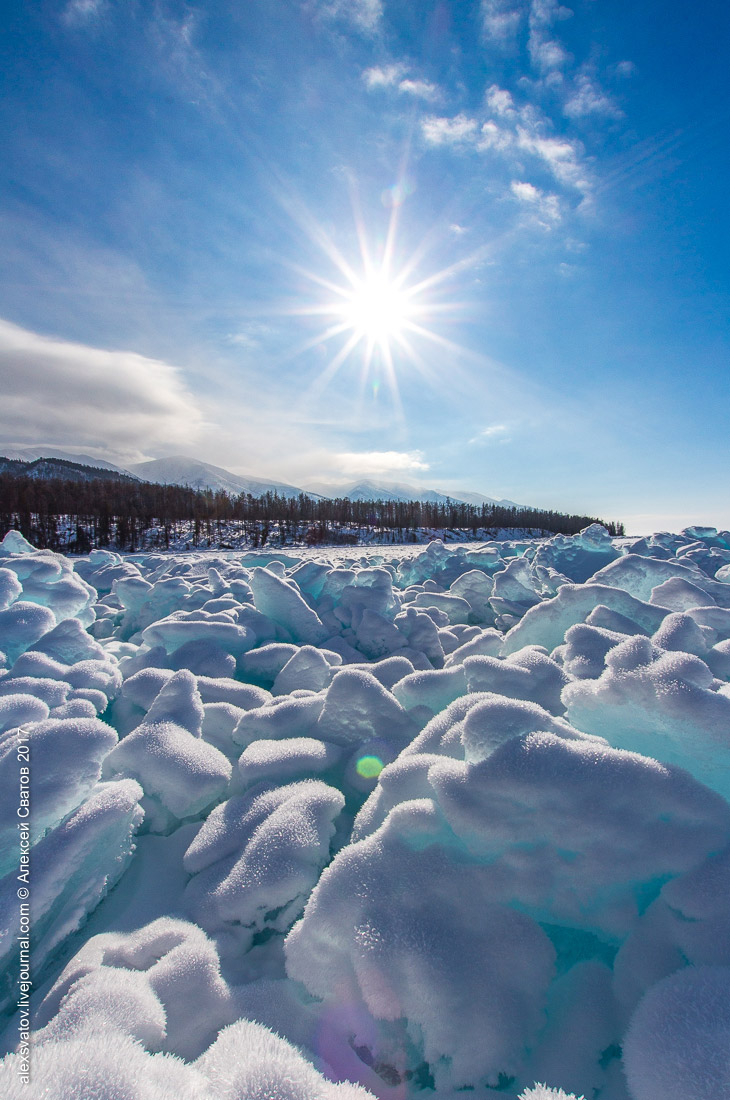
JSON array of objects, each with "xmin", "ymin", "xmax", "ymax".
[{"xmin": 1, "ymin": 0, "xmax": 729, "ymax": 533}]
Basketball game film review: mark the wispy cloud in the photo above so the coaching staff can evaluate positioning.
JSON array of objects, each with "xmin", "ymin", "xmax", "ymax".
[
  {"xmin": 485, "ymin": 84, "xmax": 517, "ymax": 118},
  {"xmin": 316, "ymin": 0, "xmax": 383, "ymax": 34},
  {"xmin": 61, "ymin": 0, "xmax": 107, "ymax": 27},
  {"xmin": 334, "ymin": 450, "xmax": 429, "ymax": 477},
  {"xmin": 481, "ymin": 0, "xmax": 524, "ymax": 44},
  {"xmin": 363, "ymin": 63, "xmax": 407, "ymax": 89},
  {"xmin": 528, "ymin": 0, "xmax": 573, "ymax": 73},
  {"xmin": 510, "ymin": 180, "xmax": 561, "ymax": 224},
  {"xmin": 423, "ymin": 95, "xmax": 591, "ymax": 199},
  {"xmin": 421, "ymin": 113, "xmax": 479, "ymax": 146},
  {"xmin": 564, "ymin": 73, "xmax": 623, "ymax": 119},
  {"xmin": 398, "ymin": 78, "xmax": 439, "ymax": 101},
  {"xmin": 468, "ymin": 423, "xmax": 511, "ymax": 445},
  {"xmin": 363, "ymin": 65, "xmax": 440, "ymax": 101},
  {"xmin": 0, "ymin": 319, "xmax": 204, "ymax": 461}
]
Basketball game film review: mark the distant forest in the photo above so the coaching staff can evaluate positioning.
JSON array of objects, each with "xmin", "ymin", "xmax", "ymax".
[{"xmin": 0, "ymin": 468, "xmax": 624, "ymax": 552}]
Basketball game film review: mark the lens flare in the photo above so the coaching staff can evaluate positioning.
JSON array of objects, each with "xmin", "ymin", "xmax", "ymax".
[{"xmin": 355, "ymin": 754, "xmax": 384, "ymax": 780}]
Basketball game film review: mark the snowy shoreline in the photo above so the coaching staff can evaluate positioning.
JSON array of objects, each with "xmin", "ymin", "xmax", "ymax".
[{"xmin": 1, "ymin": 522, "xmax": 729, "ymax": 1099}]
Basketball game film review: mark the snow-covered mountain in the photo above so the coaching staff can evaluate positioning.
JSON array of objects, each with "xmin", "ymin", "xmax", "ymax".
[
  {"xmin": 305, "ymin": 477, "xmax": 519, "ymax": 508},
  {"xmin": 0, "ymin": 445, "xmax": 134, "ymax": 476},
  {"xmin": 127, "ymin": 456, "xmax": 311, "ymax": 500},
  {"xmin": 3, "ymin": 447, "xmax": 517, "ymax": 508}
]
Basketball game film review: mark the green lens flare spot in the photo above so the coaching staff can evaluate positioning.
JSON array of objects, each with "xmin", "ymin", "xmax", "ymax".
[{"xmin": 355, "ymin": 755, "xmax": 384, "ymax": 779}]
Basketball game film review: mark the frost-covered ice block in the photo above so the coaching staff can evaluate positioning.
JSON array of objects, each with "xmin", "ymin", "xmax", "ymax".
[
  {"xmin": 532, "ymin": 523, "xmax": 620, "ymax": 584},
  {"xmin": 0, "ymin": 691, "xmax": 49, "ymax": 732},
  {"xmin": 463, "ymin": 646, "xmax": 568, "ymax": 715},
  {"xmin": 0, "ymin": 600, "xmax": 56, "ymax": 664},
  {"xmin": 561, "ymin": 623, "xmax": 628, "ymax": 680},
  {"xmin": 237, "ymin": 641, "xmax": 299, "ymax": 686},
  {"xmin": 103, "ymin": 670, "xmax": 231, "ymax": 824},
  {"xmin": 121, "ymin": 666, "xmax": 176, "ymax": 709},
  {"xmin": 237, "ymin": 736, "xmax": 342, "ymax": 789},
  {"xmin": 448, "ymin": 568, "xmax": 494, "ymax": 623},
  {"xmin": 0, "ymin": 716, "xmax": 118, "ymax": 870},
  {"xmin": 168, "ymin": 637, "xmax": 236, "ymax": 677},
  {"xmin": 32, "ymin": 614, "xmax": 108, "ymax": 664},
  {"xmin": 273, "ymin": 644, "xmax": 338, "ymax": 694},
  {"xmin": 0, "ymin": 673, "xmax": 71, "ymax": 708},
  {"xmin": 519, "ymin": 1087, "xmax": 587, "ymax": 1100},
  {"xmin": 285, "ymin": 819, "xmax": 556, "ymax": 1091},
  {"xmin": 589, "ymin": 553, "xmax": 730, "ymax": 607},
  {"xmin": 233, "ymin": 693, "xmax": 324, "ymax": 747},
  {"xmin": 649, "ymin": 575, "xmax": 722, "ymax": 611},
  {"xmin": 393, "ymin": 605, "xmax": 445, "ymax": 666},
  {"xmin": 73, "ymin": 547, "xmax": 142, "ymax": 593},
  {"xmin": 195, "ymin": 1016, "xmax": 376, "ymax": 1100},
  {"xmin": 35, "ymin": 918, "xmax": 236, "ymax": 1059},
  {"xmin": 622, "ymin": 965, "xmax": 730, "ymax": 1100},
  {"xmin": 249, "ymin": 566, "xmax": 329, "ymax": 644},
  {"xmin": 347, "ymin": 654, "xmax": 417, "ymax": 689},
  {"xmin": 501, "ymin": 584, "xmax": 667, "ymax": 656},
  {"xmin": 686, "ymin": 604, "xmax": 730, "ymax": 641},
  {"xmin": 412, "ymin": 590, "xmax": 472, "ymax": 624},
  {"xmin": 353, "ymin": 608, "xmax": 408, "ymax": 659},
  {"xmin": 490, "ymin": 556, "xmax": 543, "ymax": 614},
  {"xmin": 316, "ymin": 668, "xmax": 419, "ymax": 746},
  {"xmin": 0, "ymin": 535, "xmax": 97, "ymax": 625},
  {"xmin": 140, "ymin": 608, "xmax": 256, "ymax": 661},
  {"xmin": 563, "ymin": 636, "xmax": 730, "ymax": 799},
  {"xmin": 0, "ymin": 779, "xmax": 143, "ymax": 1011},
  {"xmin": 363, "ymin": 714, "xmax": 730, "ymax": 938},
  {"xmin": 399, "ymin": 691, "xmax": 582, "ymax": 763},
  {"xmin": 197, "ymin": 675, "xmax": 271, "ymax": 709},
  {"xmin": 611, "ymin": 841, "xmax": 730, "ymax": 1017},
  {"xmin": 427, "ymin": 732, "xmax": 730, "ymax": 936},
  {"xmin": 184, "ymin": 780, "xmax": 344, "ymax": 950},
  {"xmin": 392, "ymin": 665, "xmax": 468, "ymax": 718},
  {"xmin": 444, "ymin": 626, "xmax": 503, "ymax": 665},
  {"xmin": 0, "ymin": 1029, "xmax": 208, "ymax": 1100},
  {"xmin": 0, "ymin": 566, "xmax": 22, "ymax": 609},
  {"xmin": 651, "ymin": 610, "xmax": 709, "ymax": 655}
]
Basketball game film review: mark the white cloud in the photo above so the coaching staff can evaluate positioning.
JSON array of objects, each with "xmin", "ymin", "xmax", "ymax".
[
  {"xmin": 510, "ymin": 180, "xmax": 561, "ymax": 225},
  {"xmin": 564, "ymin": 74, "xmax": 623, "ymax": 119},
  {"xmin": 614, "ymin": 60, "xmax": 636, "ymax": 79},
  {"xmin": 364, "ymin": 66, "xmax": 440, "ymax": 101},
  {"xmin": 478, "ymin": 119, "xmax": 513, "ymax": 152},
  {"xmin": 318, "ymin": 0, "xmax": 383, "ymax": 34},
  {"xmin": 510, "ymin": 180, "xmax": 540, "ymax": 202},
  {"xmin": 421, "ymin": 114, "xmax": 478, "ymax": 146},
  {"xmin": 333, "ymin": 450, "xmax": 429, "ymax": 477},
  {"xmin": 481, "ymin": 0, "xmax": 524, "ymax": 42},
  {"xmin": 62, "ymin": 0, "xmax": 106, "ymax": 25},
  {"xmin": 529, "ymin": 33, "xmax": 571, "ymax": 71},
  {"xmin": 0, "ymin": 319, "xmax": 204, "ymax": 462},
  {"xmin": 516, "ymin": 127, "xmax": 589, "ymax": 193},
  {"xmin": 468, "ymin": 423, "xmax": 511, "ymax": 445},
  {"xmin": 398, "ymin": 78, "xmax": 439, "ymax": 101},
  {"xmin": 486, "ymin": 84, "xmax": 516, "ymax": 117},
  {"xmin": 528, "ymin": 0, "xmax": 572, "ymax": 72},
  {"xmin": 363, "ymin": 63, "xmax": 406, "ymax": 89}
]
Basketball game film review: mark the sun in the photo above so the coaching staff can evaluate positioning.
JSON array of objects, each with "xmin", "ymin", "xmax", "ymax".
[
  {"xmin": 336, "ymin": 269, "xmax": 416, "ymax": 346},
  {"xmin": 275, "ymin": 181, "xmax": 478, "ymax": 409}
]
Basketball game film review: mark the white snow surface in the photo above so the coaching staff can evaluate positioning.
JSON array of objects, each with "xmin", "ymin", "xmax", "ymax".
[{"xmin": 1, "ymin": 523, "xmax": 730, "ymax": 1099}]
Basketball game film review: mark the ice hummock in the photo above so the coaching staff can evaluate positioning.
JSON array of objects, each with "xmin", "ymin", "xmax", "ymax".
[{"xmin": 0, "ymin": 525, "xmax": 729, "ymax": 1099}]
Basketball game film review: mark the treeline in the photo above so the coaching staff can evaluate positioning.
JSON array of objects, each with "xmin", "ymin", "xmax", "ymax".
[{"xmin": 0, "ymin": 471, "xmax": 624, "ymax": 552}]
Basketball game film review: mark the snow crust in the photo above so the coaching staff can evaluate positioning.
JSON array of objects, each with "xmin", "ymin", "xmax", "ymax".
[{"xmin": 1, "ymin": 523, "xmax": 730, "ymax": 1099}]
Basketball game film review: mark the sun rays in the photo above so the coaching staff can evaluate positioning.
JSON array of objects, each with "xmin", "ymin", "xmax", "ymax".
[{"xmin": 272, "ymin": 179, "xmax": 483, "ymax": 417}]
